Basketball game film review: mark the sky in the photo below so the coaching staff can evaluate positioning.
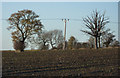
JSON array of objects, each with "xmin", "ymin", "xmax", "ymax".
[
  {"xmin": 0, "ymin": 2, "xmax": 119, "ymax": 50},
  {"xmin": 1, "ymin": 0, "xmax": 120, "ymax": 2}
]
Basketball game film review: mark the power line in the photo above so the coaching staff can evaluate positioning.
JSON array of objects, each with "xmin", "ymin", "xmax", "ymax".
[
  {"xmin": 0, "ymin": 18, "xmax": 120, "ymax": 24},
  {"xmin": 40, "ymin": 19, "xmax": 62, "ymax": 20}
]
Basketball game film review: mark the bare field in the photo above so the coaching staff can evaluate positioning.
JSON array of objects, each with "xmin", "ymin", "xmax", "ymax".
[{"xmin": 2, "ymin": 48, "xmax": 120, "ymax": 77}]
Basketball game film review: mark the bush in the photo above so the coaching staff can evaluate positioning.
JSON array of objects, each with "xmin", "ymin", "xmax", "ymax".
[{"xmin": 13, "ymin": 41, "xmax": 26, "ymax": 52}]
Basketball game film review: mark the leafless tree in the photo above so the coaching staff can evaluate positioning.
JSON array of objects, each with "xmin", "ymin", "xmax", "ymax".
[
  {"xmin": 81, "ymin": 10, "xmax": 109, "ymax": 49},
  {"xmin": 29, "ymin": 30, "xmax": 63, "ymax": 50},
  {"xmin": 101, "ymin": 29, "xmax": 115, "ymax": 47},
  {"xmin": 110, "ymin": 40, "xmax": 120, "ymax": 47},
  {"xmin": 28, "ymin": 30, "xmax": 49, "ymax": 50},
  {"xmin": 47, "ymin": 29, "xmax": 64, "ymax": 49}
]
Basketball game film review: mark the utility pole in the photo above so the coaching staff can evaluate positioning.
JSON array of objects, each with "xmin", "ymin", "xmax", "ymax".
[{"xmin": 62, "ymin": 19, "xmax": 69, "ymax": 50}]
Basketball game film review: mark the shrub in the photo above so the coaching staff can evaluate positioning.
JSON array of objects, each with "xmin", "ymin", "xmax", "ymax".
[{"xmin": 13, "ymin": 41, "xmax": 26, "ymax": 52}]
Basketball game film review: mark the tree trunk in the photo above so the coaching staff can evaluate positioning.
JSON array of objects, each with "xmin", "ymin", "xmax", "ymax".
[
  {"xmin": 42, "ymin": 42, "xmax": 46, "ymax": 50},
  {"xmin": 106, "ymin": 43, "xmax": 109, "ymax": 47},
  {"xmin": 50, "ymin": 42, "xmax": 53, "ymax": 49},
  {"xmin": 98, "ymin": 37, "xmax": 101, "ymax": 48},
  {"xmin": 21, "ymin": 41, "xmax": 24, "ymax": 52},
  {"xmin": 95, "ymin": 36, "xmax": 98, "ymax": 49}
]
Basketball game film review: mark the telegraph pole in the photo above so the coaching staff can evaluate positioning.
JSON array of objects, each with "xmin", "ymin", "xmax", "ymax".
[{"xmin": 62, "ymin": 19, "xmax": 69, "ymax": 50}]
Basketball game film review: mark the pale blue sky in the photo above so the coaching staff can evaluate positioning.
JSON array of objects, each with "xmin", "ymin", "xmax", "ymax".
[{"xmin": 1, "ymin": 2, "xmax": 118, "ymax": 50}]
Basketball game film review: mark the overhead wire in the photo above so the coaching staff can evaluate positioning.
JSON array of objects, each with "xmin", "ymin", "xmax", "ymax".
[{"xmin": 0, "ymin": 18, "xmax": 119, "ymax": 24}]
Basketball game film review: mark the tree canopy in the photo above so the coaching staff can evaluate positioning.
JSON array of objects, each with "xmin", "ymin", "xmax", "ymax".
[
  {"xmin": 7, "ymin": 9, "xmax": 43, "ymax": 51},
  {"xmin": 68, "ymin": 36, "xmax": 77, "ymax": 49},
  {"xmin": 8, "ymin": 9, "xmax": 43, "ymax": 42}
]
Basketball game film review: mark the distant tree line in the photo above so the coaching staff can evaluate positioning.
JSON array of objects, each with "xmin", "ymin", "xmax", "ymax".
[
  {"xmin": 7, "ymin": 9, "xmax": 120, "ymax": 52},
  {"xmin": 63, "ymin": 35, "xmax": 119, "ymax": 50}
]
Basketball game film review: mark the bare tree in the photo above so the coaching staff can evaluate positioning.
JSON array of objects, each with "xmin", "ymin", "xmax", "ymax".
[
  {"xmin": 47, "ymin": 29, "xmax": 64, "ymax": 49},
  {"xmin": 81, "ymin": 10, "xmax": 109, "ymax": 49},
  {"xmin": 7, "ymin": 9, "xmax": 43, "ymax": 51},
  {"xmin": 29, "ymin": 30, "xmax": 63, "ymax": 50},
  {"xmin": 38, "ymin": 31, "xmax": 50, "ymax": 50},
  {"xmin": 29, "ymin": 31, "xmax": 50, "ymax": 50},
  {"xmin": 101, "ymin": 29, "xmax": 115, "ymax": 47},
  {"xmin": 110, "ymin": 40, "xmax": 120, "ymax": 47}
]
